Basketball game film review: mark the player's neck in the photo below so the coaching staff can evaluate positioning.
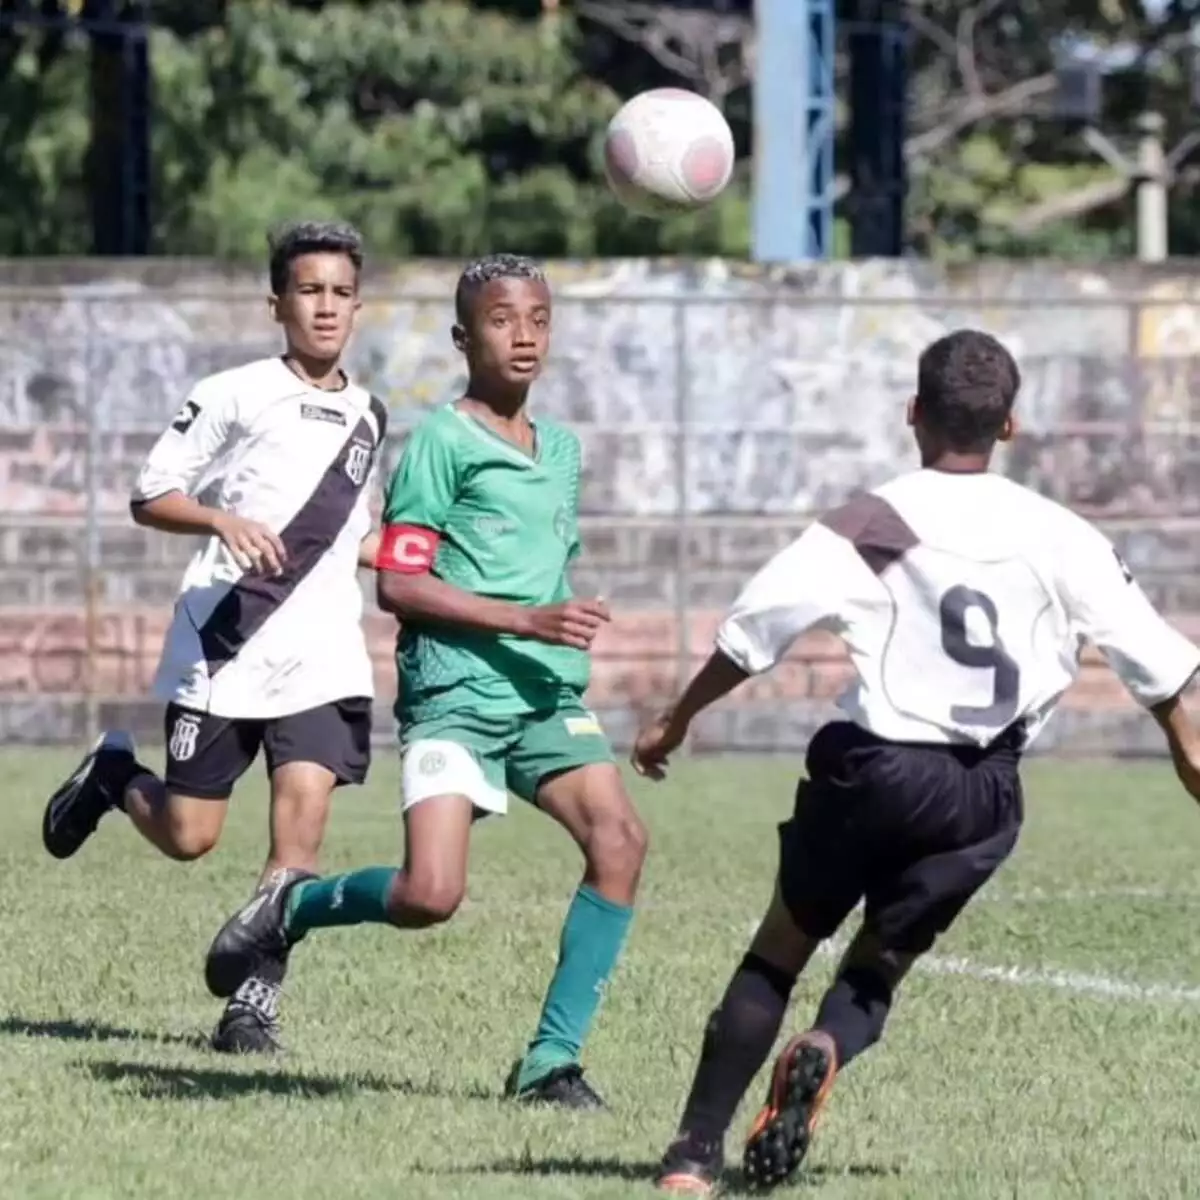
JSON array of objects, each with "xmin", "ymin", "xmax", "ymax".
[
  {"xmin": 460, "ymin": 380, "xmax": 531, "ymax": 425},
  {"xmin": 923, "ymin": 451, "xmax": 991, "ymax": 474},
  {"xmin": 281, "ymin": 351, "xmax": 347, "ymax": 392}
]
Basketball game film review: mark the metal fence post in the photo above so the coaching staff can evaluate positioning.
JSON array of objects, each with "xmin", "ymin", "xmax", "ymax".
[
  {"xmin": 672, "ymin": 296, "xmax": 692, "ymax": 754},
  {"xmin": 83, "ymin": 301, "xmax": 101, "ymax": 743}
]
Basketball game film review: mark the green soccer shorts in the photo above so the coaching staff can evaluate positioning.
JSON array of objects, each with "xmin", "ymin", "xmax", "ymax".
[{"xmin": 398, "ymin": 703, "xmax": 615, "ymax": 814}]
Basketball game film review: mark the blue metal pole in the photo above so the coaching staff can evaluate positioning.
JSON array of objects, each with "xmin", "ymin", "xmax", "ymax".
[{"xmin": 752, "ymin": 0, "xmax": 836, "ymax": 261}]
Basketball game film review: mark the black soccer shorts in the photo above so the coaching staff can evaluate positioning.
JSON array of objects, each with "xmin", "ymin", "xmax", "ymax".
[
  {"xmin": 162, "ymin": 697, "xmax": 373, "ymax": 800},
  {"xmin": 777, "ymin": 719, "xmax": 1024, "ymax": 954}
]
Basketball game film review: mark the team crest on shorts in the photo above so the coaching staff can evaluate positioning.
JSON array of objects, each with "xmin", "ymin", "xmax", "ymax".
[
  {"xmin": 418, "ymin": 750, "xmax": 446, "ymax": 775},
  {"xmin": 169, "ymin": 713, "xmax": 201, "ymax": 762}
]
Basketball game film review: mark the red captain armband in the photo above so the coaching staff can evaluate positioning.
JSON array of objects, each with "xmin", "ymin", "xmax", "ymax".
[{"xmin": 377, "ymin": 524, "xmax": 441, "ymax": 574}]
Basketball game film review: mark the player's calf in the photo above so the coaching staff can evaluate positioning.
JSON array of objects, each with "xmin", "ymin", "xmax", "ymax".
[{"xmin": 507, "ymin": 763, "xmax": 646, "ymax": 1108}]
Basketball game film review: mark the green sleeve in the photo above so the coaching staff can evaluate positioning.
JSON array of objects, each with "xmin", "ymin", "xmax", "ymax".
[{"xmin": 382, "ymin": 418, "xmax": 460, "ymax": 531}]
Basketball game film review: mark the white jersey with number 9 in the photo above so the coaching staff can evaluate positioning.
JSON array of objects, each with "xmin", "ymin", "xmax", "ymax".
[{"xmin": 715, "ymin": 469, "xmax": 1199, "ymax": 748}]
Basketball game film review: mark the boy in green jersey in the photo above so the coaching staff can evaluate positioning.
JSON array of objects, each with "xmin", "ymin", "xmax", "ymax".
[{"xmin": 205, "ymin": 254, "xmax": 648, "ymax": 1110}]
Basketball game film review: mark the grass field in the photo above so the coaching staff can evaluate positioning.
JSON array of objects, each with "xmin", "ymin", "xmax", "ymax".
[{"xmin": 4, "ymin": 751, "xmax": 1200, "ymax": 1199}]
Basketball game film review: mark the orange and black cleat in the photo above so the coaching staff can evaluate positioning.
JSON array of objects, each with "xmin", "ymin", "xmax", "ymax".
[
  {"xmin": 742, "ymin": 1030, "xmax": 838, "ymax": 1190},
  {"xmin": 655, "ymin": 1133, "xmax": 724, "ymax": 1196}
]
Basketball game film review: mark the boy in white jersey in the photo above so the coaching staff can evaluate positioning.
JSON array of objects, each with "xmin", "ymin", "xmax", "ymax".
[
  {"xmin": 633, "ymin": 330, "xmax": 1200, "ymax": 1195},
  {"xmin": 41, "ymin": 220, "xmax": 385, "ymax": 1056}
]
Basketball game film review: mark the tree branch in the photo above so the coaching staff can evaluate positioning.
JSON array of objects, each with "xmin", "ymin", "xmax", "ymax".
[
  {"xmin": 905, "ymin": 72, "xmax": 1058, "ymax": 159},
  {"xmin": 999, "ymin": 175, "xmax": 1130, "ymax": 234},
  {"xmin": 575, "ymin": 0, "xmax": 751, "ymax": 105}
]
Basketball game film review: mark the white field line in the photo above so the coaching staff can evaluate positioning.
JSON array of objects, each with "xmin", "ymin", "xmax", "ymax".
[
  {"xmin": 727, "ymin": 883, "xmax": 1200, "ymax": 1005},
  {"xmin": 799, "ymin": 933, "xmax": 1200, "ymax": 1006},
  {"xmin": 988, "ymin": 885, "xmax": 1200, "ymax": 904}
]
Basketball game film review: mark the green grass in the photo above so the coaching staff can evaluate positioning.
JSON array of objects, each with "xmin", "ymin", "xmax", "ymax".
[{"xmin": 4, "ymin": 753, "xmax": 1200, "ymax": 1199}]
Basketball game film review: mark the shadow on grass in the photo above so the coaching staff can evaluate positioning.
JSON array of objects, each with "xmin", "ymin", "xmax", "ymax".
[
  {"xmin": 79, "ymin": 1058, "xmax": 498, "ymax": 1103},
  {"xmin": 0, "ymin": 1015, "xmax": 205, "ymax": 1049},
  {"xmin": 420, "ymin": 1155, "xmax": 662, "ymax": 1184},
  {"xmin": 423, "ymin": 1154, "xmax": 901, "ymax": 1190}
]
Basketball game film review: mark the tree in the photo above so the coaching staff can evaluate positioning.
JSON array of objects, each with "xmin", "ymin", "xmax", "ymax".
[{"xmin": 2, "ymin": 0, "xmax": 1197, "ymax": 260}]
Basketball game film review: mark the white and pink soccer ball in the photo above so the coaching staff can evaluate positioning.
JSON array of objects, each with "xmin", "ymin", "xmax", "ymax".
[{"xmin": 602, "ymin": 88, "xmax": 735, "ymax": 215}]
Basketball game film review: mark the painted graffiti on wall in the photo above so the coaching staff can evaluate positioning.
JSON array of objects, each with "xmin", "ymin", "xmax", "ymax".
[{"xmin": 4, "ymin": 258, "xmax": 1200, "ymax": 749}]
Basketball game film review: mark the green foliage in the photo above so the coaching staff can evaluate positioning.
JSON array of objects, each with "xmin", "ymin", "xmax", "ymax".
[{"xmin": 0, "ymin": 0, "xmax": 1195, "ymax": 260}]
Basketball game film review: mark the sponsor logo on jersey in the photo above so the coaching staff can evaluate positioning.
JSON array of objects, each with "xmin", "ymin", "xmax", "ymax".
[
  {"xmin": 474, "ymin": 515, "xmax": 517, "ymax": 536},
  {"xmin": 300, "ymin": 403, "xmax": 348, "ymax": 425}
]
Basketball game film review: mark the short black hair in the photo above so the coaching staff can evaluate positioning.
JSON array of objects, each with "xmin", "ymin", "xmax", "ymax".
[
  {"xmin": 267, "ymin": 219, "xmax": 364, "ymax": 295},
  {"xmin": 454, "ymin": 253, "xmax": 547, "ymax": 324},
  {"xmin": 915, "ymin": 329, "xmax": 1021, "ymax": 452}
]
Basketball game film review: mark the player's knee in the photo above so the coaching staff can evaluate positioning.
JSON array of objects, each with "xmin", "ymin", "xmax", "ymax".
[
  {"xmin": 402, "ymin": 877, "xmax": 465, "ymax": 926},
  {"xmin": 584, "ymin": 806, "xmax": 649, "ymax": 879},
  {"xmin": 164, "ymin": 823, "xmax": 221, "ymax": 861}
]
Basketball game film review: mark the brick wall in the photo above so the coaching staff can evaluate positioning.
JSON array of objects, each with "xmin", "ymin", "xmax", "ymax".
[{"xmin": 3, "ymin": 257, "xmax": 1200, "ymax": 754}]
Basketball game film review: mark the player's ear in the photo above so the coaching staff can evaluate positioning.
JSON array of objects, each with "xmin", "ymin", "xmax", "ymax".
[
  {"xmin": 905, "ymin": 395, "xmax": 917, "ymax": 427},
  {"xmin": 267, "ymin": 294, "xmax": 282, "ymax": 325},
  {"xmin": 998, "ymin": 413, "xmax": 1018, "ymax": 442},
  {"xmin": 451, "ymin": 324, "xmax": 468, "ymax": 354}
]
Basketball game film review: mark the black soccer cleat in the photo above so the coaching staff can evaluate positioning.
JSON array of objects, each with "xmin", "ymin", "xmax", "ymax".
[
  {"xmin": 210, "ymin": 977, "xmax": 285, "ymax": 1055},
  {"xmin": 656, "ymin": 1133, "xmax": 724, "ymax": 1195},
  {"xmin": 204, "ymin": 867, "xmax": 315, "ymax": 999},
  {"xmin": 42, "ymin": 731, "xmax": 136, "ymax": 860},
  {"xmin": 503, "ymin": 1060, "xmax": 608, "ymax": 1111},
  {"xmin": 742, "ymin": 1031, "xmax": 838, "ymax": 1190}
]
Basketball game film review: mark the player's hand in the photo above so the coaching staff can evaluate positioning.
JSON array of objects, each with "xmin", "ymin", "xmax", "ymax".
[
  {"xmin": 212, "ymin": 512, "xmax": 287, "ymax": 576},
  {"xmin": 631, "ymin": 711, "xmax": 688, "ymax": 781},
  {"xmin": 523, "ymin": 598, "xmax": 611, "ymax": 650}
]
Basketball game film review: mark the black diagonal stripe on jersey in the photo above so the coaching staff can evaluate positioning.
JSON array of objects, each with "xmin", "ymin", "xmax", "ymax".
[
  {"xmin": 820, "ymin": 492, "xmax": 918, "ymax": 575},
  {"xmin": 198, "ymin": 401, "xmax": 385, "ymax": 677}
]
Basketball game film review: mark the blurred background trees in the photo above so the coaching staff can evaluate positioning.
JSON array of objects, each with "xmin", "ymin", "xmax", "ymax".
[{"xmin": 2, "ymin": 0, "xmax": 1198, "ymax": 259}]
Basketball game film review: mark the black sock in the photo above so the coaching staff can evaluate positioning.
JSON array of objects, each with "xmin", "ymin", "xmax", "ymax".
[
  {"xmin": 676, "ymin": 952, "xmax": 797, "ymax": 1144},
  {"xmin": 98, "ymin": 751, "xmax": 151, "ymax": 813},
  {"xmin": 812, "ymin": 965, "xmax": 893, "ymax": 1068}
]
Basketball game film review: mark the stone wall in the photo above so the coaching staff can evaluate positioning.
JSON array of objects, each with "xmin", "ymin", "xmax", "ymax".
[{"xmin": 2, "ymin": 256, "xmax": 1200, "ymax": 754}]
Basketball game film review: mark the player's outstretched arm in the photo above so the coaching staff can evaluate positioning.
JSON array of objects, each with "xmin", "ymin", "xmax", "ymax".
[
  {"xmin": 631, "ymin": 650, "xmax": 749, "ymax": 780},
  {"xmin": 1150, "ymin": 691, "xmax": 1200, "ymax": 802},
  {"xmin": 1056, "ymin": 518, "xmax": 1200, "ymax": 802},
  {"xmin": 632, "ymin": 525, "xmax": 844, "ymax": 780}
]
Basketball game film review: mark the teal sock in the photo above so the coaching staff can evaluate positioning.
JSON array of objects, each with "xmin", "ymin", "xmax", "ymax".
[
  {"xmin": 284, "ymin": 867, "xmax": 397, "ymax": 938},
  {"xmin": 516, "ymin": 885, "xmax": 633, "ymax": 1091}
]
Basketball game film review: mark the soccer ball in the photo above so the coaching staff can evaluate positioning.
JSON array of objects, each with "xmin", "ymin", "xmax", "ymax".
[{"xmin": 603, "ymin": 88, "xmax": 735, "ymax": 215}]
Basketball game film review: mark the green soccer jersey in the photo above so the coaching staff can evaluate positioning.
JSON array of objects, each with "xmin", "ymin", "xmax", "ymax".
[{"xmin": 382, "ymin": 402, "xmax": 589, "ymax": 723}]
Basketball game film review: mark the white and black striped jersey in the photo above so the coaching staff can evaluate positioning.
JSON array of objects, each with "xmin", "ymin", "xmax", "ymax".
[
  {"xmin": 133, "ymin": 357, "xmax": 386, "ymax": 719},
  {"xmin": 716, "ymin": 468, "xmax": 1199, "ymax": 748}
]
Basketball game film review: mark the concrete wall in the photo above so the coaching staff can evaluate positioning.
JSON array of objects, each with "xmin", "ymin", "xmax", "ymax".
[{"xmin": 2, "ymin": 256, "xmax": 1199, "ymax": 754}]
